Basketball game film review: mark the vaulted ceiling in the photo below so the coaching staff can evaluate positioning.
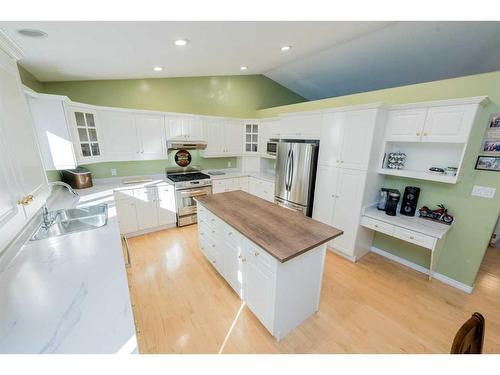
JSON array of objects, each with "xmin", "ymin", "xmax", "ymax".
[{"xmin": 1, "ymin": 21, "xmax": 499, "ymax": 100}]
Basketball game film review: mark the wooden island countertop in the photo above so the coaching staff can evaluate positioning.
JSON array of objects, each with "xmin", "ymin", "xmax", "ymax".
[{"xmin": 196, "ymin": 191, "xmax": 343, "ymax": 262}]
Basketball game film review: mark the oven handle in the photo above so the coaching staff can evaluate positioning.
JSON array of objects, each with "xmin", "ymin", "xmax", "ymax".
[{"xmin": 179, "ymin": 189, "xmax": 210, "ymax": 197}]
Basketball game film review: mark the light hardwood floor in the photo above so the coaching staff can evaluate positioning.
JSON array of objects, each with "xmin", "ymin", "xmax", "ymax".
[{"xmin": 125, "ymin": 225, "xmax": 500, "ymax": 353}]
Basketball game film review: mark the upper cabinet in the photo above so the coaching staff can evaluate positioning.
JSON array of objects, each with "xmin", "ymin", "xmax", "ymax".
[
  {"xmin": 379, "ymin": 97, "xmax": 488, "ymax": 183},
  {"xmin": 319, "ymin": 108, "xmax": 381, "ymax": 171},
  {"xmin": 67, "ymin": 106, "xmax": 104, "ymax": 163},
  {"xmin": 385, "ymin": 102, "xmax": 480, "ymax": 143},
  {"xmin": 166, "ymin": 115, "xmax": 203, "ymax": 141},
  {"xmin": 135, "ymin": 114, "xmax": 166, "ymax": 159},
  {"xmin": 243, "ymin": 121, "xmax": 259, "ymax": 153},
  {"xmin": 279, "ymin": 113, "xmax": 322, "ymax": 139},
  {"xmin": 0, "ymin": 43, "xmax": 48, "ymax": 252},
  {"xmin": 98, "ymin": 110, "xmax": 137, "ymax": 161},
  {"xmin": 201, "ymin": 117, "xmax": 242, "ymax": 157}
]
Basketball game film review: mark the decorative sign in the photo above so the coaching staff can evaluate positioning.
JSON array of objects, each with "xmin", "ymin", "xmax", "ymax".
[
  {"xmin": 174, "ymin": 150, "xmax": 192, "ymax": 167},
  {"xmin": 476, "ymin": 113, "xmax": 500, "ymax": 171}
]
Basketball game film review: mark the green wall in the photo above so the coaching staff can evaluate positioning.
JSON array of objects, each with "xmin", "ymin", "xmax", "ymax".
[
  {"xmin": 42, "ymin": 75, "xmax": 305, "ymax": 118},
  {"xmin": 18, "ymin": 64, "xmax": 45, "ymax": 92},
  {"xmin": 257, "ymin": 71, "xmax": 500, "ymax": 287},
  {"xmin": 79, "ymin": 151, "xmax": 236, "ymax": 179}
]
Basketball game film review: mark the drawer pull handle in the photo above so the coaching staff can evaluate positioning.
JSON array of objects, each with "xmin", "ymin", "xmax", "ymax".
[
  {"xmin": 241, "ymin": 257, "xmax": 246, "ymax": 262},
  {"xmin": 409, "ymin": 236, "xmax": 415, "ymax": 239},
  {"xmin": 374, "ymin": 224, "xmax": 379, "ymax": 228},
  {"xmin": 212, "ymin": 244, "xmax": 215, "ymax": 248},
  {"xmin": 212, "ymin": 260, "xmax": 216, "ymax": 264}
]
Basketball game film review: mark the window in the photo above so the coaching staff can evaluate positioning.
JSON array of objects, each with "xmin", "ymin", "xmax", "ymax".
[
  {"xmin": 75, "ymin": 111, "xmax": 100, "ymax": 157},
  {"xmin": 245, "ymin": 123, "xmax": 259, "ymax": 153}
]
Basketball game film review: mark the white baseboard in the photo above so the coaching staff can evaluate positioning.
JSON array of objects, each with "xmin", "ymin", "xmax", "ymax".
[
  {"xmin": 327, "ymin": 246, "xmax": 357, "ymax": 262},
  {"xmin": 370, "ymin": 246, "xmax": 474, "ymax": 294},
  {"xmin": 123, "ymin": 223, "xmax": 177, "ymax": 238}
]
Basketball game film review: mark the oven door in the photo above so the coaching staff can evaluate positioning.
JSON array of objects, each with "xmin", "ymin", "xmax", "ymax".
[{"xmin": 176, "ymin": 186, "xmax": 212, "ymax": 216}]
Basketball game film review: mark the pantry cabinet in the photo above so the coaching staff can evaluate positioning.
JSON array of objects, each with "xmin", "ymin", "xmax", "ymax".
[{"xmin": 0, "ymin": 44, "xmax": 48, "ymax": 252}]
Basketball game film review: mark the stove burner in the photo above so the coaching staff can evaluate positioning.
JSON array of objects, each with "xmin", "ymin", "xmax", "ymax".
[{"xmin": 167, "ymin": 172, "xmax": 211, "ymax": 183}]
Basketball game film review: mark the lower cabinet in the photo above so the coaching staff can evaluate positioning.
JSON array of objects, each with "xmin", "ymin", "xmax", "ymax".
[
  {"xmin": 197, "ymin": 203, "xmax": 325, "ymax": 340},
  {"xmin": 213, "ymin": 176, "xmax": 274, "ymax": 202},
  {"xmin": 114, "ymin": 183, "xmax": 176, "ymax": 236}
]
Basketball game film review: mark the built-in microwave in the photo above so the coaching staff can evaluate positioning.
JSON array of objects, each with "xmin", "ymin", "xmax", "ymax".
[{"xmin": 266, "ymin": 139, "xmax": 279, "ymax": 156}]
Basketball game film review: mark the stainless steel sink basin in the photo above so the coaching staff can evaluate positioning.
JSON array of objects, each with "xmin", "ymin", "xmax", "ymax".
[{"xmin": 31, "ymin": 204, "xmax": 108, "ymax": 241}]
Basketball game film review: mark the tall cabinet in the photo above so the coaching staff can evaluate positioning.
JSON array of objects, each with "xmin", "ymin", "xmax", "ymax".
[
  {"xmin": 0, "ymin": 39, "xmax": 48, "ymax": 252},
  {"xmin": 312, "ymin": 105, "xmax": 387, "ymax": 261}
]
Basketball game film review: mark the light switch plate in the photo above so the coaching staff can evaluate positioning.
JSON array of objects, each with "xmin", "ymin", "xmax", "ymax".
[
  {"xmin": 471, "ymin": 185, "xmax": 496, "ymax": 198},
  {"xmin": 111, "ymin": 168, "xmax": 117, "ymax": 176},
  {"xmin": 227, "ymin": 161, "xmax": 232, "ymax": 168}
]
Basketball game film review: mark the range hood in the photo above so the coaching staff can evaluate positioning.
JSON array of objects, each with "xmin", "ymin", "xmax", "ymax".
[{"xmin": 167, "ymin": 140, "xmax": 207, "ymax": 150}]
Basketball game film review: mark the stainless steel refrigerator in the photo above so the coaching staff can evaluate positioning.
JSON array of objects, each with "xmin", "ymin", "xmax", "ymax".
[{"xmin": 274, "ymin": 139, "xmax": 319, "ymax": 217}]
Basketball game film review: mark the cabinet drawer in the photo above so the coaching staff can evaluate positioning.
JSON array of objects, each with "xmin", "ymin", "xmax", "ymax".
[
  {"xmin": 360, "ymin": 216, "xmax": 395, "ymax": 236},
  {"xmin": 393, "ymin": 227, "xmax": 436, "ymax": 249},
  {"xmin": 245, "ymin": 239, "xmax": 277, "ymax": 272}
]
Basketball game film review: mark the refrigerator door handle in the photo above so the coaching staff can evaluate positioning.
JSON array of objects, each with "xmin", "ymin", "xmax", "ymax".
[
  {"xmin": 288, "ymin": 149, "xmax": 294, "ymax": 192},
  {"xmin": 285, "ymin": 148, "xmax": 292, "ymax": 191}
]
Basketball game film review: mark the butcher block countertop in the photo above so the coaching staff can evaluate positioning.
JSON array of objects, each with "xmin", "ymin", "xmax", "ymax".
[{"xmin": 195, "ymin": 191, "xmax": 343, "ymax": 263}]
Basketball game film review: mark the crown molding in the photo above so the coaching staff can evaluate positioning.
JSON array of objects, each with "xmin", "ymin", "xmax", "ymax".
[{"xmin": 0, "ymin": 29, "xmax": 23, "ymax": 61}]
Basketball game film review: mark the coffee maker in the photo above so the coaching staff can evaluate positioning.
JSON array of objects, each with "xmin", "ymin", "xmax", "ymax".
[{"xmin": 377, "ymin": 188, "xmax": 401, "ymax": 216}]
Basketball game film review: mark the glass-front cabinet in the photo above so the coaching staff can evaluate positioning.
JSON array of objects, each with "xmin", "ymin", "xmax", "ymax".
[
  {"xmin": 244, "ymin": 121, "xmax": 259, "ymax": 153},
  {"xmin": 68, "ymin": 106, "xmax": 103, "ymax": 162}
]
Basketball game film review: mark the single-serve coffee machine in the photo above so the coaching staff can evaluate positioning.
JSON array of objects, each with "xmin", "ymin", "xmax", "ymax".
[{"xmin": 377, "ymin": 188, "xmax": 401, "ymax": 216}]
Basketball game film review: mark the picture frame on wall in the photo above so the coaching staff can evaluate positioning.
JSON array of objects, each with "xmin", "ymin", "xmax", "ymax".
[
  {"xmin": 481, "ymin": 139, "xmax": 500, "ymax": 153},
  {"xmin": 475, "ymin": 155, "xmax": 500, "ymax": 171},
  {"xmin": 489, "ymin": 113, "xmax": 500, "ymax": 129}
]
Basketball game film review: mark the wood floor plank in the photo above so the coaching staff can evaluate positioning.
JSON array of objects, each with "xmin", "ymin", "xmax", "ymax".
[{"xmin": 125, "ymin": 224, "xmax": 500, "ymax": 353}]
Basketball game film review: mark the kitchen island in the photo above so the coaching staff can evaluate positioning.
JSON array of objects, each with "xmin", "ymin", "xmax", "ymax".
[{"xmin": 196, "ymin": 191, "xmax": 343, "ymax": 340}]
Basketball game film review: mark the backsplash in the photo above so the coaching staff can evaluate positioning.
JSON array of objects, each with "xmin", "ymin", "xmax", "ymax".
[{"xmin": 45, "ymin": 151, "xmax": 237, "ymax": 180}]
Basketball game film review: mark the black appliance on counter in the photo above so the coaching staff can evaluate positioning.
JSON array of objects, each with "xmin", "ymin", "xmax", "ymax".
[
  {"xmin": 377, "ymin": 188, "xmax": 401, "ymax": 216},
  {"xmin": 400, "ymin": 186, "xmax": 421, "ymax": 216}
]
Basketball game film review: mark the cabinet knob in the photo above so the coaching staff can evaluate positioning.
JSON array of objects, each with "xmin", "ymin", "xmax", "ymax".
[
  {"xmin": 374, "ymin": 224, "xmax": 379, "ymax": 228},
  {"xmin": 241, "ymin": 257, "xmax": 246, "ymax": 262},
  {"xmin": 409, "ymin": 236, "xmax": 415, "ymax": 240},
  {"xmin": 254, "ymin": 252, "xmax": 259, "ymax": 256},
  {"xmin": 238, "ymin": 255, "xmax": 243, "ymax": 259},
  {"xmin": 212, "ymin": 244, "xmax": 215, "ymax": 247},
  {"xmin": 416, "ymin": 132, "xmax": 420, "ymax": 136},
  {"xmin": 423, "ymin": 132, "xmax": 428, "ymax": 136},
  {"xmin": 212, "ymin": 260, "xmax": 216, "ymax": 264}
]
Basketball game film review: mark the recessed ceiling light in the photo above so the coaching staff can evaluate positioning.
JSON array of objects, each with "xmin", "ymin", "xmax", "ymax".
[
  {"xmin": 240, "ymin": 66, "xmax": 248, "ymax": 71},
  {"xmin": 17, "ymin": 29, "xmax": 48, "ymax": 38},
  {"xmin": 153, "ymin": 66, "xmax": 163, "ymax": 72},
  {"xmin": 281, "ymin": 45, "xmax": 292, "ymax": 52},
  {"xmin": 174, "ymin": 39, "xmax": 189, "ymax": 46}
]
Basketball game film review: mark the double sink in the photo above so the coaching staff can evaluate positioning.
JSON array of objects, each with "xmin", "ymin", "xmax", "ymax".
[{"xmin": 31, "ymin": 205, "xmax": 108, "ymax": 241}]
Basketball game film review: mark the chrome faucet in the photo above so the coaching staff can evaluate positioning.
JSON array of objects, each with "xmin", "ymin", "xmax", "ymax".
[
  {"xmin": 42, "ymin": 204, "xmax": 53, "ymax": 229},
  {"xmin": 49, "ymin": 181, "xmax": 79, "ymax": 197}
]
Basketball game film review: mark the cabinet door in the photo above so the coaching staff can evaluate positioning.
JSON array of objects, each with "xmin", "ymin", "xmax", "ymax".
[
  {"xmin": 134, "ymin": 188, "xmax": 159, "ymax": 230},
  {"xmin": 166, "ymin": 116, "xmax": 185, "ymax": 140},
  {"xmin": 331, "ymin": 169, "xmax": 366, "ymax": 256},
  {"xmin": 242, "ymin": 248, "xmax": 274, "ymax": 330},
  {"xmin": 224, "ymin": 119, "xmax": 243, "ymax": 155},
  {"xmin": 212, "ymin": 179, "xmax": 228, "ymax": 194},
  {"xmin": 185, "ymin": 116, "xmax": 203, "ymax": 140},
  {"xmin": 312, "ymin": 165, "xmax": 339, "ymax": 225},
  {"xmin": 244, "ymin": 122, "xmax": 259, "ymax": 153},
  {"xmin": 222, "ymin": 239, "xmax": 243, "ymax": 297},
  {"xmin": 136, "ymin": 114, "xmax": 165, "ymax": 159},
  {"xmin": 385, "ymin": 109, "xmax": 427, "ymax": 142},
  {"xmin": 28, "ymin": 97, "xmax": 77, "ymax": 170},
  {"xmin": 318, "ymin": 112, "xmax": 344, "ymax": 167},
  {"xmin": 68, "ymin": 107, "xmax": 103, "ymax": 162},
  {"xmin": 422, "ymin": 105, "xmax": 476, "ymax": 143},
  {"xmin": 280, "ymin": 113, "xmax": 322, "ymax": 138},
  {"xmin": 157, "ymin": 184, "xmax": 176, "ymax": 226},
  {"xmin": 0, "ymin": 49, "xmax": 47, "ymax": 224},
  {"xmin": 115, "ymin": 199, "xmax": 139, "ymax": 235},
  {"xmin": 239, "ymin": 177, "xmax": 249, "ymax": 192},
  {"xmin": 99, "ymin": 110, "xmax": 138, "ymax": 160},
  {"xmin": 340, "ymin": 109, "xmax": 377, "ymax": 170},
  {"xmin": 202, "ymin": 118, "xmax": 224, "ymax": 155}
]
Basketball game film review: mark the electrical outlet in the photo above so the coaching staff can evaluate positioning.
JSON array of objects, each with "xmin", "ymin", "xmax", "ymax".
[
  {"xmin": 111, "ymin": 168, "xmax": 117, "ymax": 176},
  {"xmin": 227, "ymin": 161, "xmax": 232, "ymax": 168},
  {"xmin": 471, "ymin": 185, "xmax": 496, "ymax": 198}
]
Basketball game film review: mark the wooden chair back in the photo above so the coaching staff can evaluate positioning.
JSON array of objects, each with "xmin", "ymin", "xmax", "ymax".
[{"xmin": 450, "ymin": 312, "xmax": 485, "ymax": 354}]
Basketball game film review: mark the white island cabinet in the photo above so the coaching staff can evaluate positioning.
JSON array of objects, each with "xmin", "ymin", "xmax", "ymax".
[{"xmin": 196, "ymin": 191, "xmax": 342, "ymax": 340}]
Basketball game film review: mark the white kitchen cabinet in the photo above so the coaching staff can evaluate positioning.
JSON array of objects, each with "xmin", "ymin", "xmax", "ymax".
[
  {"xmin": 319, "ymin": 109, "xmax": 379, "ymax": 171},
  {"xmin": 166, "ymin": 115, "xmax": 203, "ymax": 141},
  {"xmin": 27, "ymin": 95, "xmax": 77, "ymax": 170},
  {"xmin": 249, "ymin": 178, "xmax": 274, "ymax": 202},
  {"xmin": 201, "ymin": 118, "xmax": 242, "ymax": 157},
  {"xmin": 0, "ymin": 44, "xmax": 48, "ymax": 252},
  {"xmin": 113, "ymin": 183, "xmax": 176, "ymax": 236},
  {"xmin": 115, "ymin": 198, "xmax": 140, "ymax": 235},
  {"xmin": 385, "ymin": 108, "xmax": 427, "ymax": 142},
  {"xmin": 243, "ymin": 121, "xmax": 260, "ymax": 153},
  {"xmin": 67, "ymin": 106, "xmax": 104, "ymax": 163},
  {"xmin": 135, "ymin": 114, "xmax": 166, "ymax": 159},
  {"xmin": 279, "ymin": 113, "xmax": 322, "ymax": 139},
  {"xmin": 259, "ymin": 118, "xmax": 280, "ymax": 154},
  {"xmin": 311, "ymin": 165, "xmax": 339, "ymax": 224},
  {"xmin": 421, "ymin": 104, "xmax": 477, "ymax": 143},
  {"xmin": 242, "ymin": 245, "xmax": 275, "ymax": 330},
  {"xmin": 99, "ymin": 110, "xmax": 138, "ymax": 161},
  {"xmin": 212, "ymin": 176, "xmax": 273, "ymax": 201},
  {"xmin": 330, "ymin": 169, "xmax": 366, "ymax": 256}
]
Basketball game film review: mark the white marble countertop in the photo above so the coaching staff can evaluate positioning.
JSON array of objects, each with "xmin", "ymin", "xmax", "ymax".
[
  {"xmin": 0, "ymin": 186, "xmax": 137, "ymax": 354},
  {"xmin": 203, "ymin": 169, "xmax": 275, "ymax": 183}
]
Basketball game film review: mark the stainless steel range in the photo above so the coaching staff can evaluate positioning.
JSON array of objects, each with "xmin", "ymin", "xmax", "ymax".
[{"xmin": 166, "ymin": 166, "xmax": 212, "ymax": 227}]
